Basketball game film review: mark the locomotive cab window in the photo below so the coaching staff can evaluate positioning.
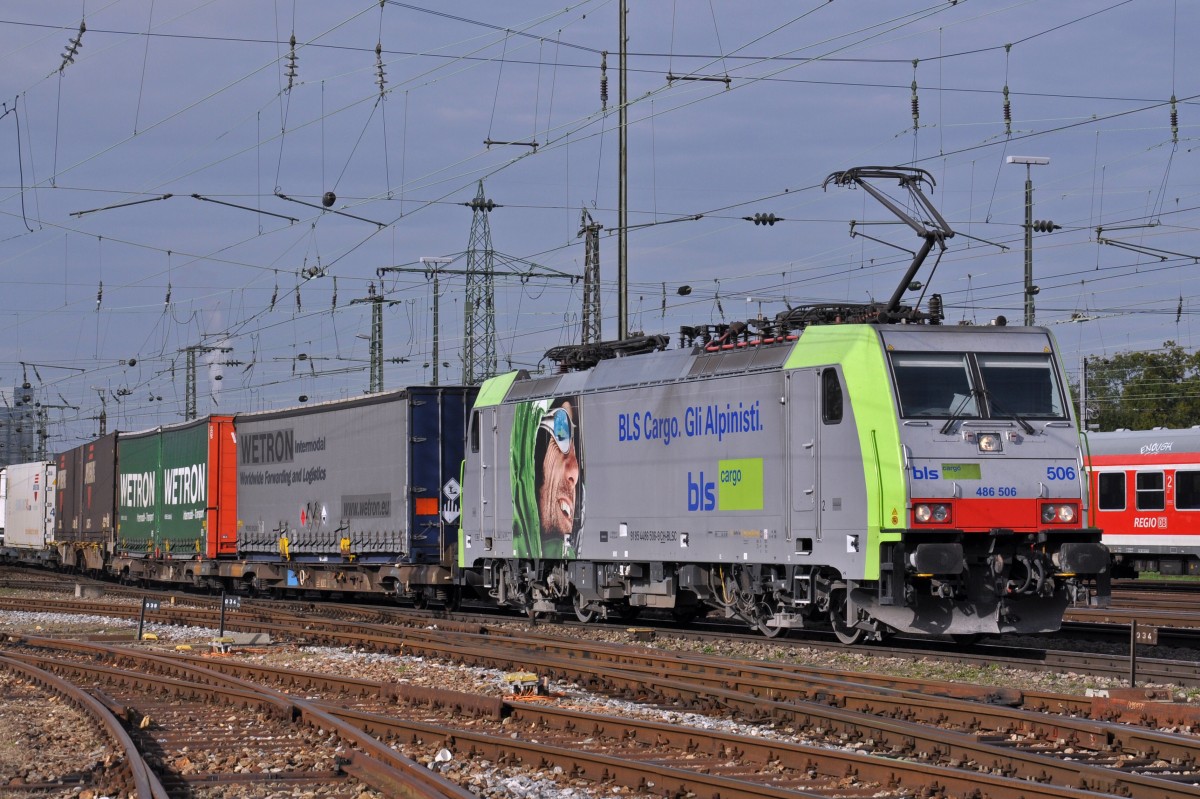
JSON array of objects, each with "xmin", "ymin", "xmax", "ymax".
[
  {"xmin": 890, "ymin": 353, "xmax": 977, "ymax": 418},
  {"xmin": 890, "ymin": 350, "xmax": 1067, "ymax": 421},
  {"xmin": 1136, "ymin": 471, "xmax": 1165, "ymax": 510},
  {"xmin": 821, "ymin": 368, "xmax": 843, "ymax": 424},
  {"xmin": 976, "ymin": 353, "xmax": 1066, "ymax": 418},
  {"xmin": 1176, "ymin": 470, "xmax": 1200, "ymax": 510},
  {"xmin": 1097, "ymin": 472, "xmax": 1126, "ymax": 511},
  {"xmin": 469, "ymin": 411, "xmax": 480, "ymax": 453}
]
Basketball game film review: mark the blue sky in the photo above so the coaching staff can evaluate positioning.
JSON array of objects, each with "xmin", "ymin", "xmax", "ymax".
[{"xmin": 0, "ymin": 1, "xmax": 1196, "ymax": 448}]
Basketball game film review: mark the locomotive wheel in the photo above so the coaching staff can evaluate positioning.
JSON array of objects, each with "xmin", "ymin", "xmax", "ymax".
[
  {"xmin": 442, "ymin": 587, "xmax": 462, "ymax": 612},
  {"xmin": 829, "ymin": 588, "xmax": 865, "ymax": 645},
  {"xmin": 572, "ymin": 590, "xmax": 596, "ymax": 623},
  {"xmin": 523, "ymin": 587, "xmax": 541, "ymax": 620},
  {"xmin": 755, "ymin": 617, "xmax": 785, "ymax": 638}
]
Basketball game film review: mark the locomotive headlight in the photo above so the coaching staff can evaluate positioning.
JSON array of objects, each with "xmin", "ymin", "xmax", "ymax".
[
  {"xmin": 1040, "ymin": 503, "xmax": 1078, "ymax": 524},
  {"xmin": 914, "ymin": 503, "xmax": 951, "ymax": 524},
  {"xmin": 977, "ymin": 433, "xmax": 1003, "ymax": 453}
]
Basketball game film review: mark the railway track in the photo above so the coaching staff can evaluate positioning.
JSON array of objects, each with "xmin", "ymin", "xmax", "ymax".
[
  {"xmin": 2, "ymin": 639, "xmax": 476, "ymax": 799},
  {"xmin": 5, "ymin": 578, "xmax": 1200, "ymax": 688},
  {"xmin": 8, "ymin": 630, "xmax": 1200, "ymax": 799}
]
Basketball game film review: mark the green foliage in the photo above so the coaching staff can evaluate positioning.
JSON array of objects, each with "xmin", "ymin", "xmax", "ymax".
[{"xmin": 1085, "ymin": 342, "xmax": 1200, "ymax": 430}]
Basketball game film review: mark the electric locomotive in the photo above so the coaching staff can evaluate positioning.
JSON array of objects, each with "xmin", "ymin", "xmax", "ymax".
[{"xmin": 458, "ymin": 167, "xmax": 1110, "ymax": 640}]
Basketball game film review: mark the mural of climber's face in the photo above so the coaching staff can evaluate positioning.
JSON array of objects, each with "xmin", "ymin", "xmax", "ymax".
[{"xmin": 537, "ymin": 401, "xmax": 580, "ymax": 538}]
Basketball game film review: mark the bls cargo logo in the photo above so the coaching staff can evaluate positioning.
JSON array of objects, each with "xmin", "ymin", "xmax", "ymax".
[
  {"xmin": 912, "ymin": 463, "xmax": 981, "ymax": 480},
  {"xmin": 687, "ymin": 458, "xmax": 764, "ymax": 512}
]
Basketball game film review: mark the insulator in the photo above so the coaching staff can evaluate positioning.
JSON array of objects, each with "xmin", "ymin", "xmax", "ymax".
[
  {"xmin": 60, "ymin": 20, "xmax": 86, "ymax": 72},
  {"xmin": 600, "ymin": 51, "xmax": 609, "ymax": 110},
  {"xmin": 375, "ymin": 41, "xmax": 386, "ymax": 96},
  {"xmin": 928, "ymin": 293, "xmax": 943, "ymax": 323},
  {"xmin": 601, "ymin": 75, "xmax": 608, "ymax": 107},
  {"xmin": 96, "ymin": 280, "xmax": 103, "ymax": 309},
  {"xmin": 1171, "ymin": 95, "xmax": 1179, "ymax": 144},
  {"xmin": 911, "ymin": 61, "xmax": 919, "ymax": 129},
  {"xmin": 1003, "ymin": 84, "xmax": 1011, "ymax": 135},
  {"xmin": 286, "ymin": 32, "xmax": 299, "ymax": 91}
]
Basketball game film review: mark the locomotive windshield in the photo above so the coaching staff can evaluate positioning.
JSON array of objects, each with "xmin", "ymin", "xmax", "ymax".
[
  {"xmin": 976, "ymin": 353, "xmax": 1066, "ymax": 418},
  {"xmin": 890, "ymin": 351, "xmax": 1066, "ymax": 420},
  {"xmin": 891, "ymin": 353, "xmax": 979, "ymax": 418}
]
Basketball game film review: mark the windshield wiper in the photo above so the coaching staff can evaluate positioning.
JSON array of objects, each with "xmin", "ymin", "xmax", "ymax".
[
  {"xmin": 939, "ymin": 389, "xmax": 982, "ymax": 435},
  {"xmin": 979, "ymin": 388, "xmax": 1035, "ymax": 435}
]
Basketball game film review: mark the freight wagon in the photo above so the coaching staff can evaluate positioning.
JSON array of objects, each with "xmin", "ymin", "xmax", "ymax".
[
  {"xmin": 7, "ymin": 387, "xmax": 474, "ymax": 602},
  {"xmin": 54, "ymin": 432, "xmax": 118, "ymax": 574},
  {"xmin": 109, "ymin": 416, "xmax": 237, "ymax": 585},
  {"xmin": 1, "ymin": 460, "xmax": 57, "ymax": 565},
  {"xmin": 230, "ymin": 386, "xmax": 474, "ymax": 603}
]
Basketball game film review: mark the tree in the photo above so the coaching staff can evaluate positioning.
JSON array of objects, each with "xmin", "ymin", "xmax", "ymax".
[{"xmin": 1084, "ymin": 342, "xmax": 1200, "ymax": 431}]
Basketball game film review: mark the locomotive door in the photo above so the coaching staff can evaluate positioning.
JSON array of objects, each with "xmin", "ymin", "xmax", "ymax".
[
  {"xmin": 787, "ymin": 370, "xmax": 819, "ymax": 542},
  {"xmin": 478, "ymin": 407, "xmax": 497, "ymax": 541}
]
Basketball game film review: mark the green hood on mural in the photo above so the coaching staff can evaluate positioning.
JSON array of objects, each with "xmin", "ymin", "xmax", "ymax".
[{"xmin": 510, "ymin": 398, "xmax": 576, "ymax": 560}]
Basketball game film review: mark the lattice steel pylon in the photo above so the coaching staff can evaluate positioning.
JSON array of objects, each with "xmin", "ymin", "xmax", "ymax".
[
  {"xmin": 349, "ymin": 282, "xmax": 389, "ymax": 393},
  {"xmin": 579, "ymin": 208, "xmax": 603, "ymax": 345},
  {"xmin": 182, "ymin": 344, "xmax": 232, "ymax": 420},
  {"xmin": 464, "ymin": 181, "xmax": 497, "ymax": 385}
]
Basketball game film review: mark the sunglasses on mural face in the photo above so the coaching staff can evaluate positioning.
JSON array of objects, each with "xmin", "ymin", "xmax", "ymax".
[{"xmin": 539, "ymin": 406, "xmax": 576, "ymax": 454}]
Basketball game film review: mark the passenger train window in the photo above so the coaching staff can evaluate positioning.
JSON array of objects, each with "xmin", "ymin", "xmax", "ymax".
[
  {"xmin": 889, "ymin": 353, "xmax": 977, "ymax": 418},
  {"xmin": 1097, "ymin": 472, "xmax": 1125, "ymax": 511},
  {"xmin": 975, "ymin": 353, "xmax": 1065, "ymax": 418},
  {"xmin": 821, "ymin": 368, "xmax": 843, "ymax": 424},
  {"xmin": 1136, "ymin": 471, "xmax": 1165, "ymax": 511},
  {"xmin": 1176, "ymin": 471, "xmax": 1200, "ymax": 510}
]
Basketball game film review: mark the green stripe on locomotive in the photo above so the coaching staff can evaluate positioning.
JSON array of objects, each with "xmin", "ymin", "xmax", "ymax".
[{"xmin": 784, "ymin": 325, "xmax": 905, "ymax": 580}]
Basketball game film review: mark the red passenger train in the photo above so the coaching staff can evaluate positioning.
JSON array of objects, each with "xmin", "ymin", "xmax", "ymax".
[{"xmin": 1086, "ymin": 427, "xmax": 1200, "ymax": 577}]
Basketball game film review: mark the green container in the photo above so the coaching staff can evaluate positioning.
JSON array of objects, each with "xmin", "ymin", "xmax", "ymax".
[{"xmin": 117, "ymin": 420, "xmax": 211, "ymax": 556}]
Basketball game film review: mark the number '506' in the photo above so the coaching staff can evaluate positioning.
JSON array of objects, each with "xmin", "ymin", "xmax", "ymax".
[{"xmin": 1046, "ymin": 466, "xmax": 1077, "ymax": 480}]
